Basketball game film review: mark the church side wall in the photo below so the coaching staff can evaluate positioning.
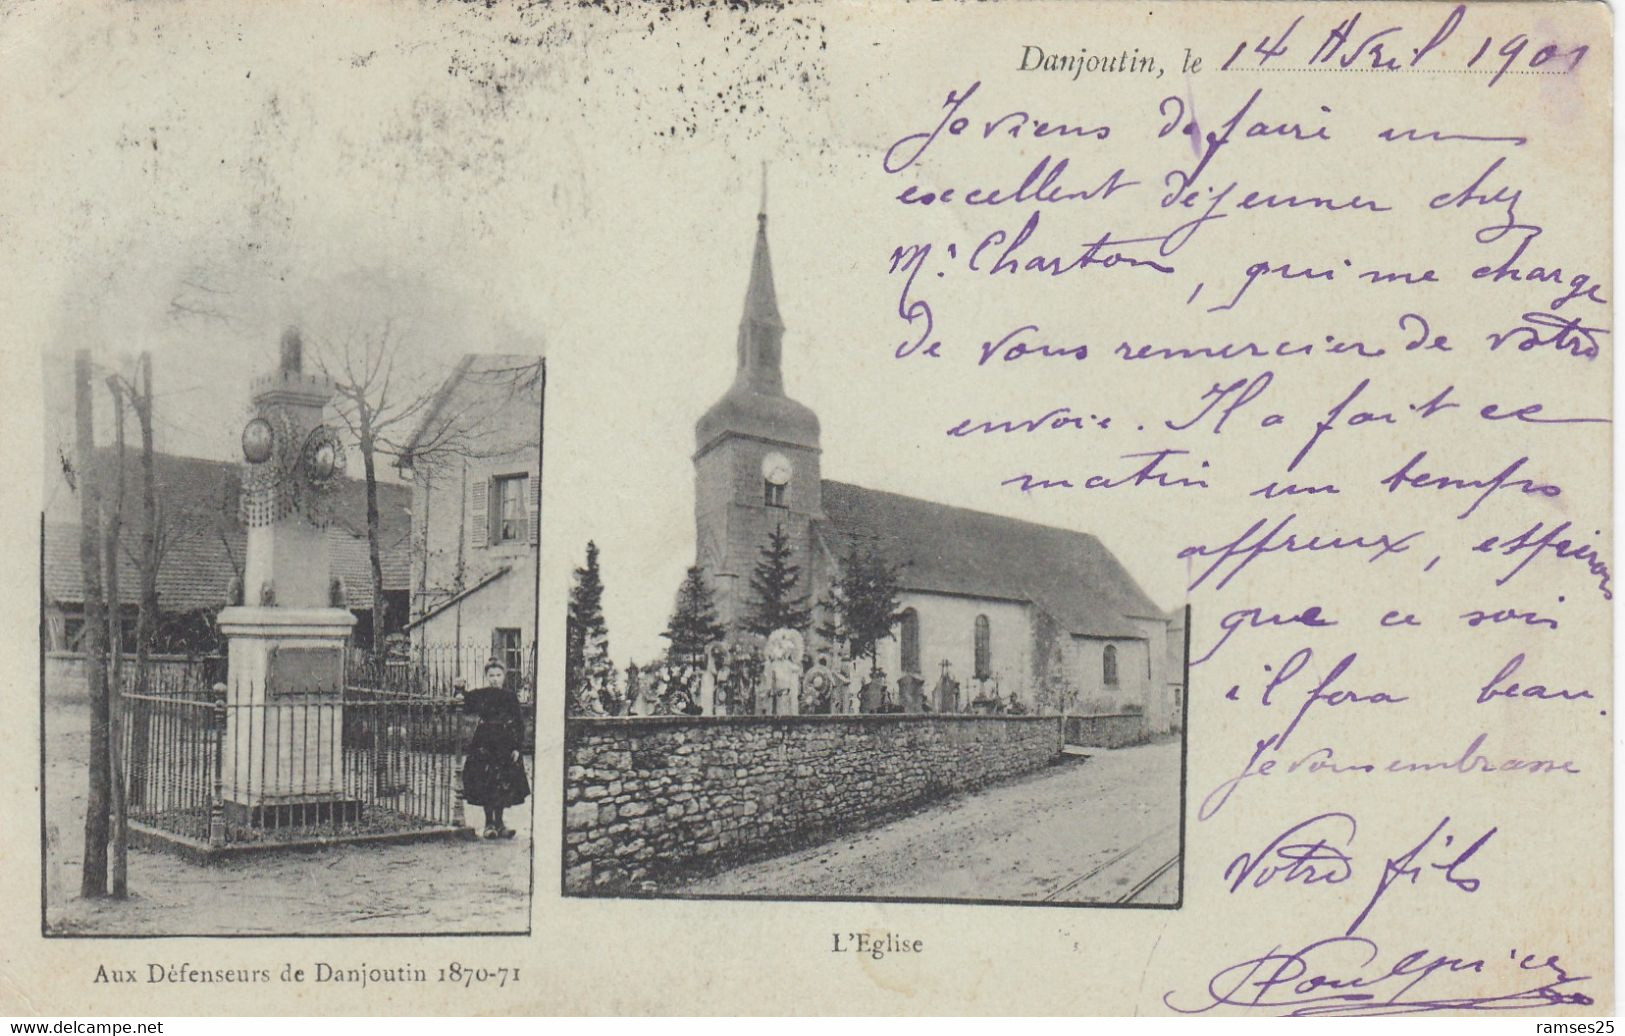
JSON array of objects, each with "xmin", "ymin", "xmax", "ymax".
[
  {"xmin": 1068, "ymin": 635, "xmax": 1153, "ymax": 714},
  {"xmin": 875, "ymin": 594, "xmax": 1032, "ymax": 703},
  {"xmin": 1130, "ymin": 615, "xmax": 1175, "ymax": 734},
  {"xmin": 563, "ymin": 714, "xmax": 1063, "ymax": 893}
]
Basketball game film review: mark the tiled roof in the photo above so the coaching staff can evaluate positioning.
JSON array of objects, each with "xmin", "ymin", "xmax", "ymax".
[
  {"xmin": 817, "ymin": 480, "xmax": 1164, "ymax": 640},
  {"xmin": 45, "ymin": 449, "xmax": 410, "ymax": 612}
]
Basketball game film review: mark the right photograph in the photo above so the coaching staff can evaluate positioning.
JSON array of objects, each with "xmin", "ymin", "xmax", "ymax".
[{"xmin": 561, "ymin": 201, "xmax": 1188, "ymax": 907}]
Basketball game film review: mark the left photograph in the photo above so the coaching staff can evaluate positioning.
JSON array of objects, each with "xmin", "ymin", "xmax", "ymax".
[{"xmin": 41, "ymin": 294, "xmax": 544, "ymax": 937}]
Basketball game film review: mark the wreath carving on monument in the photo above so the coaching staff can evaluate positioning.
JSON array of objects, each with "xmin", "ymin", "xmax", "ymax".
[{"xmin": 239, "ymin": 410, "xmax": 348, "ymax": 528}]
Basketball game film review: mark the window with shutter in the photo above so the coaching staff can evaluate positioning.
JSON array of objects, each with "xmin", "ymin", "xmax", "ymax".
[
  {"xmin": 493, "ymin": 628, "xmax": 522, "ymax": 690},
  {"xmin": 469, "ymin": 477, "xmax": 488, "ymax": 550},
  {"xmin": 493, "ymin": 474, "xmax": 527, "ymax": 544}
]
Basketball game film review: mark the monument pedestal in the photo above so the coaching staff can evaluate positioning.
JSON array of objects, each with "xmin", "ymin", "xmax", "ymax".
[{"xmin": 217, "ymin": 607, "xmax": 356, "ymax": 813}]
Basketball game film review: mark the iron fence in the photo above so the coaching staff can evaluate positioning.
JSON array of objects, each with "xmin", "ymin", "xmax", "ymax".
[
  {"xmin": 120, "ymin": 681, "xmax": 470, "ymax": 847},
  {"xmin": 348, "ymin": 642, "xmax": 537, "ymax": 702},
  {"xmin": 348, "ymin": 642, "xmax": 537, "ymax": 750}
]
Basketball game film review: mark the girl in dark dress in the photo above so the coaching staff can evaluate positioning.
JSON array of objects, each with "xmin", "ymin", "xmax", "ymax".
[{"xmin": 459, "ymin": 660, "xmax": 531, "ymax": 839}]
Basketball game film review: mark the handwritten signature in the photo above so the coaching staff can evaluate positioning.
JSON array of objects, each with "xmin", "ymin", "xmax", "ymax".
[{"xmin": 1165, "ymin": 937, "xmax": 1591, "ymax": 1016}]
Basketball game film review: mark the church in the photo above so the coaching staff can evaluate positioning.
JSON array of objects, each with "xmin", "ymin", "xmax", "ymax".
[{"xmin": 692, "ymin": 206, "xmax": 1183, "ymax": 733}]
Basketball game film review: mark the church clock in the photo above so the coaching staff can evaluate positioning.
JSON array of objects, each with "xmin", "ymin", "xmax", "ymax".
[
  {"xmin": 762, "ymin": 451, "xmax": 791, "ymax": 507},
  {"xmin": 762, "ymin": 451, "xmax": 792, "ymax": 487}
]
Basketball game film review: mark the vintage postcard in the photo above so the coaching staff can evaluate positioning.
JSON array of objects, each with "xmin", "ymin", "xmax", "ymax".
[{"xmin": 0, "ymin": 0, "xmax": 1612, "ymax": 1017}]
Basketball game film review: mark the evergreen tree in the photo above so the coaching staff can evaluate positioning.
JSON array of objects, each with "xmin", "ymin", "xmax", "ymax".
[
  {"xmin": 661, "ymin": 565, "xmax": 726, "ymax": 668},
  {"xmin": 820, "ymin": 545, "xmax": 906, "ymax": 673},
  {"xmin": 566, "ymin": 541, "xmax": 616, "ymax": 714},
  {"xmin": 743, "ymin": 523, "xmax": 813, "ymax": 636}
]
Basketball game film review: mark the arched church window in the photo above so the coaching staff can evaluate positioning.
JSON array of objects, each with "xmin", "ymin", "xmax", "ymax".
[
  {"xmin": 1103, "ymin": 644, "xmax": 1119, "ymax": 686},
  {"xmin": 899, "ymin": 608, "xmax": 920, "ymax": 673},
  {"xmin": 973, "ymin": 615, "xmax": 991, "ymax": 679}
]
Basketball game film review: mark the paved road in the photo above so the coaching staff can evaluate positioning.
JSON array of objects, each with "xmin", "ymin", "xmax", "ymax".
[{"xmin": 679, "ymin": 739, "xmax": 1183, "ymax": 904}]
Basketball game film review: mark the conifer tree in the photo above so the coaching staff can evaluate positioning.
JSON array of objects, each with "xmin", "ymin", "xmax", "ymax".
[
  {"xmin": 743, "ymin": 523, "xmax": 812, "ymax": 636},
  {"xmin": 820, "ymin": 545, "xmax": 905, "ymax": 674},
  {"xmin": 661, "ymin": 565, "xmax": 726, "ymax": 668},
  {"xmin": 566, "ymin": 541, "xmax": 617, "ymax": 714}
]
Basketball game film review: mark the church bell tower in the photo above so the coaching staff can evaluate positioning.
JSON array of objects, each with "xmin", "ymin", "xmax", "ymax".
[{"xmin": 693, "ymin": 197, "xmax": 822, "ymax": 634}]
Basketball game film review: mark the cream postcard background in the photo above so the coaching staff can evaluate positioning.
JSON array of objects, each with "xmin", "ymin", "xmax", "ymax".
[{"xmin": 0, "ymin": 0, "xmax": 1612, "ymax": 1016}]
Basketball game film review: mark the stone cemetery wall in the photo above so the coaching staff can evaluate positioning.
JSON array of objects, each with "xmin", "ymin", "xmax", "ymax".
[
  {"xmin": 1063, "ymin": 712, "xmax": 1150, "ymax": 749},
  {"xmin": 564, "ymin": 714, "xmax": 1064, "ymax": 893}
]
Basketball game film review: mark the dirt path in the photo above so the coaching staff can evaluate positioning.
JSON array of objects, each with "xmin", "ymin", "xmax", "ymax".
[
  {"xmin": 43, "ymin": 702, "xmax": 533, "ymax": 936},
  {"xmin": 678, "ymin": 740, "xmax": 1183, "ymax": 904}
]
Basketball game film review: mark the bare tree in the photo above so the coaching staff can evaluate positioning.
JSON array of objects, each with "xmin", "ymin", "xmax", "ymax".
[
  {"xmin": 314, "ymin": 324, "xmax": 541, "ymax": 657},
  {"xmin": 130, "ymin": 354, "xmax": 158, "ymax": 661},
  {"xmin": 121, "ymin": 354, "xmax": 158, "ymax": 811},
  {"xmin": 74, "ymin": 351, "xmax": 108, "ymax": 898},
  {"xmin": 103, "ymin": 375, "xmax": 129, "ymax": 898}
]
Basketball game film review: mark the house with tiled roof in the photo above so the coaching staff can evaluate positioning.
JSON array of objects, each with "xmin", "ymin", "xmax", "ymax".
[
  {"xmin": 42, "ymin": 448, "xmax": 412, "ymax": 655},
  {"xmin": 693, "ymin": 207, "xmax": 1181, "ymax": 731},
  {"xmin": 397, "ymin": 353, "xmax": 543, "ymax": 692}
]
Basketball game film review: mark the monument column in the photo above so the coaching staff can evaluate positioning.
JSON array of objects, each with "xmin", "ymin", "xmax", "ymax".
[{"xmin": 216, "ymin": 328, "xmax": 356, "ymax": 826}]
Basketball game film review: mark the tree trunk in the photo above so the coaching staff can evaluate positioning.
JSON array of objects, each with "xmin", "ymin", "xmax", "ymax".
[
  {"xmin": 359, "ymin": 415, "xmax": 386, "ymax": 659},
  {"xmin": 414, "ymin": 467, "xmax": 430, "ymax": 667},
  {"xmin": 75, "ymin": 351, "xmax": 108, "ymax": 899},
  {"xmin": 104, "ymin": 377, "xmax": 128, "ymax": 898},
  {"xmin": 130, "ymin": 354, "xmax": 157, "ymax": 809}
]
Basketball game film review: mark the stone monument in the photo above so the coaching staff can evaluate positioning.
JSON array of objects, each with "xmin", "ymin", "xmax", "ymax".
[
  {"xmin": 762, "ymin": 628, "xmax": 804, "ymax": 716},
  {"xmin": 699, "ymin": 642, "xmax": 726, "ymax": 715},
  {"xmin": 933, "ymin": 659, "xmax": 961, "ymax": 714},
  {"xmin": 215, "ymin": 327, "xmax": 356, "ymax": 834},
  {"xmin": 897, "ymin": 672, "xmax": 927, "ymax": 713}
]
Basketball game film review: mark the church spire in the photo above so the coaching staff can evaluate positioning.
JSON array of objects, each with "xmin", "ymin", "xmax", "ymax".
[
  {"xmin": 742, "ymin": 211, "xmax": 783, "ymax": 331},
  {"xmin": 736, "ymin": 168, "xmax": 784, "ymax": 393},
  {"xmin": 694, "ymin": 174, "xmax": 821, "ymax": 458}
]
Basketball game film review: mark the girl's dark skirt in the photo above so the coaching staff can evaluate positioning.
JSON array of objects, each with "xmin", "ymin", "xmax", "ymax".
[{"xmin": 462, "ymin": 729, "xmax": 530, "ymax": 808}]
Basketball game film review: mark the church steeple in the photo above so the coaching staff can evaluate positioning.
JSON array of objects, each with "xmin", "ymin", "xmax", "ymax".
[
  {"xmin": 695, "ymin": 190, "xmax": 820, "ymax": 458},
  {"xmin": 736, "ymin": 196, "xmax": 785, "ymax": 394},
  {"xmin": 693, "ymin": 184, "xmax": 824, "ymax": 636}
]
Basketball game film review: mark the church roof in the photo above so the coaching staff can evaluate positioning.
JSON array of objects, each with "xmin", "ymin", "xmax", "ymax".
[
  {"xmin": 694, "ymin": 382, "xmax": 821, "ymax": 456},
  {"xmin": 817, "ymin": 480, "xmax": 1164, "ymax": 640}
]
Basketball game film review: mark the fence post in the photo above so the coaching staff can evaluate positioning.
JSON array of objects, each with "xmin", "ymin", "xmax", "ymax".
[
  {"xmin": 450, "ymin": 697, "xmax": 466, "ymax": 828},
  {"xmin": 209, "ymin": 689, "xmax": 227, "ymax": 848},
  {"xmin": 451, "ymin": 764, "xmax": 466, "ymax": 828}
]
